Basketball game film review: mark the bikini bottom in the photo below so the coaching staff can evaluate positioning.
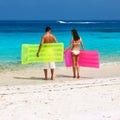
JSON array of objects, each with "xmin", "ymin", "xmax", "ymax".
[{"xmin": 72, "ymin": 50, "xmax": 80, "ymax": 55}]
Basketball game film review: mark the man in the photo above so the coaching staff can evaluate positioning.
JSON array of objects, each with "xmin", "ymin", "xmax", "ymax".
[{"xmin": 36, "ymin": 26, "xmax": 58, "ymax": 80}]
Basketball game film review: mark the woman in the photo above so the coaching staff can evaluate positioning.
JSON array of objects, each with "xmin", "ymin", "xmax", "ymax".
[{"xmin": 65, "ymin": 29, "xmax": 84, "ymax": 78}]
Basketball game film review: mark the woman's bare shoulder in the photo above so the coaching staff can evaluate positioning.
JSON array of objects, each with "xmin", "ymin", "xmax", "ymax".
[
  {"xmin": 79, "ymin": 38, "xmax": 82, "ymax": 43},
  {"xmin": 71, "ymin": 39, "xmax": 74, "ymax": 42}
]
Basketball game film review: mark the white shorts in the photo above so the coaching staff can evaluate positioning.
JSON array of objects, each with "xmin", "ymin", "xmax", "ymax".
[{"xmin": 43, "ymin": 62, "xmax": 56, "ymax": 69}]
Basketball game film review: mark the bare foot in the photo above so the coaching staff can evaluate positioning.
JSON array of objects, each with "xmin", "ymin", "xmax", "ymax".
[
  {"xmin": 51, "ymin": 76, "xmax": 54, "ymax": 80},
  {"xmin": 77, "ymin": 75, "xmax": 80, "ymax": 79},
  {"xmin": 73, "ymin": 76, "xmax": 76, "ymax": 78},
  {"xmin": 44, "ymin": 78, "xmax": 48, "ymax": 80}
]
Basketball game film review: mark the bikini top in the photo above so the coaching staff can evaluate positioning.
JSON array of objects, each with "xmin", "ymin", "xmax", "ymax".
[{"xmin": 72, "ymin": 40, "xmax": 81, "ymax": 45}]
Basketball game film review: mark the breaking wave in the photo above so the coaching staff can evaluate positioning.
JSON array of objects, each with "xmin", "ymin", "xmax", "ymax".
[{"xmin": 57, "ymin": 20, "xmax": 105, "ymax": 24}]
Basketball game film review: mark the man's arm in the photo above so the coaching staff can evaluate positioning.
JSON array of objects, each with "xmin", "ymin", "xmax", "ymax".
[
  {"xmin": 52, "ymin": 35, "xmax": 58, "ymax": 43},
  {"xmin": 36, "ymin": 36, "xmax": 44, "ymax": 57}
]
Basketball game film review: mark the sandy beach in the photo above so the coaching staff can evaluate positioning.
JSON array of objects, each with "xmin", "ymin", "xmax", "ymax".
[{"xmin": 0, "ymin": 64, "xmax": 120, "ymax": 120}]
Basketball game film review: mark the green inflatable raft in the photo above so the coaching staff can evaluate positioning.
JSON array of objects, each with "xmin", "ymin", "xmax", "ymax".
[{"xmin": 22, "ymin": 43, "xmax": 64, "ymax": 64}]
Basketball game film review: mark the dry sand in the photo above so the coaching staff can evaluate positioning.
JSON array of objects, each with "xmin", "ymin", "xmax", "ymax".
[{"xmin": 0, "ymin": 64, "xmax": 120, "ymax": 120}]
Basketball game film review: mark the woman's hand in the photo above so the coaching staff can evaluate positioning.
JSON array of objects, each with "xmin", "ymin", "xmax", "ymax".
[
  {"xmin": 64, "ymin": 48, "xmax": 68, "ymax": 54},
  {"xmin": 64, "ymin": 49, "xmax": 66, "ymax": 54}
]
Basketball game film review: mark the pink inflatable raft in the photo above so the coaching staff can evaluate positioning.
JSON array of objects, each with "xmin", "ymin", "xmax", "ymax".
[{"xmin": 64, "ymin": 49, "xmax": 100, "ymax": 68}]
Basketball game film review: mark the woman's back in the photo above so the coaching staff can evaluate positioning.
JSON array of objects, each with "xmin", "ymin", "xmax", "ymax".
[{"xmin": 71, "ymin": 39, "xmax": 81, "ymax": 50}]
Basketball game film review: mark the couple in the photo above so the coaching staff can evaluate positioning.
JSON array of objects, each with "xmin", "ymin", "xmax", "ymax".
[{"xmin": 36, "ymin": 26, "xmax": 84, "ymax": 80}]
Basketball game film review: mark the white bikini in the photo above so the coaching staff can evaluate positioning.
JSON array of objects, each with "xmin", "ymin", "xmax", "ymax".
[
  {"xmin": 72, "ymin": 50, "xmax": 80, "ymax": 55},
  {"xmin": 71, "ymin": 41, "xmax": 80, "ymax": 55}
]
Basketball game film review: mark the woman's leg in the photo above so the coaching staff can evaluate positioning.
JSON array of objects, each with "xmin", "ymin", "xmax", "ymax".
[
  {"xmin": 76, "ymin": 55, "xmax": 80, "ymax": 78},
  {"xmin": 71, "ymin": 53, "xmax": 76, "ymax": 78}
]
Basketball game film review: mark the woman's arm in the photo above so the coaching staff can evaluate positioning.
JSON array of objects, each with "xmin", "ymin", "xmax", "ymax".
[
  {"xmin": 80, "ymin": 39, "xmax": 84, "ymax": 50},
  {"xmin": 64, "ymin": 40, "xmax": 73, "ymax": 53}
]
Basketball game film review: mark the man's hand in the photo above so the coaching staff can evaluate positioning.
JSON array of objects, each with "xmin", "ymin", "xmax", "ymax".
[{"xmin": 36, "ymin": 52, "xmax": 39, "ymax": 57}]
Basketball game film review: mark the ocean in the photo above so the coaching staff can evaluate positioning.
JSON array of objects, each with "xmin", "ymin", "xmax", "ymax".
[{"xmin": 0, "ymin": 20, "xmax": 120, "ymax": 70}]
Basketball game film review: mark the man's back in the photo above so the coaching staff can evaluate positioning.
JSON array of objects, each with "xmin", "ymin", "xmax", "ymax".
[{"xmin": 42, "ymin": 33, "xmax": 57, "ymax": 43}]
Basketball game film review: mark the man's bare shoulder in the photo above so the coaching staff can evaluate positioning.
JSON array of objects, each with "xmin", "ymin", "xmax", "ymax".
[
  {"xmin": 42, "ymin": 34, "xmax": 46, "ymax": 38},
  {"xmin": 47, "ymin": 33, "xmax": 55, "ymax": 38},
  {"xmin": 41, "ymin": 33, "xmax": 56, "ymax": 43},
  {"xmin": 43, "ymin": 33, "xmax": 53, "ymax": 37},
  {"xmin": 50, "ymin": 34, "xmax": 55, "ymax": 37}
]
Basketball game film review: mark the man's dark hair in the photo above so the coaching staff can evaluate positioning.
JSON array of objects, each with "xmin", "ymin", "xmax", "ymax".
[{"xmin": 45, "ymin": 26, "xmax": 51, "ymax": 32}]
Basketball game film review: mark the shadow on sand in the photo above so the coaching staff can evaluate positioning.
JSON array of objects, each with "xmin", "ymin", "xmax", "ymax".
[
  {"xmin": 56, "ymin": 74, "xmax": 93, "ymax": 79},
  {"xmin": 14, "ymin": 77, "xmax": 44, "ymax": 80}
]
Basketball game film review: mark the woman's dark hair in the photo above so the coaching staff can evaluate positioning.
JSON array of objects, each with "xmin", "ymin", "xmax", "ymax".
[
  {"xmin": 72, "ymin": 29, "xmax": 80, "ymax": 41},
  {"xmin": 45, "ymin": 26, "xmax": 51, "ymax": 32}
]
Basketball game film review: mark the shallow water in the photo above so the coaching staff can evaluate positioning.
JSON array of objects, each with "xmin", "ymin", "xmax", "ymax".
[{"xmin": 0, "ymin": 20, "xmax": 120, "ymax": 70}]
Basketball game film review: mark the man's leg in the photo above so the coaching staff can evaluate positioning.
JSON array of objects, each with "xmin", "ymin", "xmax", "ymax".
[
  {"xmin": 50, "ymin": 69, "xmax": 54, "ymax": 80},
  {"xmin": 50, "ymin": 62, "xmax": 56, "ymax": 80},
  {"xmin": 43, "ymin": 63, "xmax": 48, "ymax": 80},
  {"xmin": 44, "ymin": 69, "xmax": 48, "ymax": 80}
]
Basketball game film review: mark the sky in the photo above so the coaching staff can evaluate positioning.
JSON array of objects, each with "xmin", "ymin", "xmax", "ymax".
[{"xmin": 0, "ymin": 0, "xmax": 120, "ymax": 20}]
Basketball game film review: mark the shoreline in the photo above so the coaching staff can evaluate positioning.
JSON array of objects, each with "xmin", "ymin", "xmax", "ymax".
[
  {"xmin": 0, "ymin": 60, "xmax": 120, "ymax": 71},
  {"xmin": 0, "ymin": 63, "xmax": 120, "ymax": 86}
]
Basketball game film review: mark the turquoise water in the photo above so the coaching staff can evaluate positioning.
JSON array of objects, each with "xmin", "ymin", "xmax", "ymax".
[{"xmin": 0, "ymin": 20, "xmax": 120, "ymax": 70}]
